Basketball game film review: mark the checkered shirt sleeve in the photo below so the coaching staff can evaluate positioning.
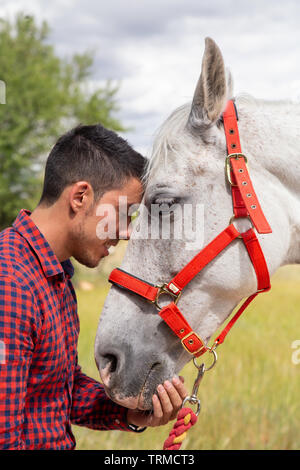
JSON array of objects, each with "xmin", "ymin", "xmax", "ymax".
[
  {"xmin": 0, "ymin": 276, "xmax": 39, "ymax": 449},
  {"xmin": 71, "ymin": 363, "xmax": 130, "ymax": 431}
]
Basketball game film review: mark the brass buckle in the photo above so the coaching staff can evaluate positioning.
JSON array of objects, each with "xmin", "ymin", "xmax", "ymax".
[
  {"xmin": 225, "ymin": 153, "xmax": 248, "ymax": 186},
  {"xmin": 151, "ymin": 284, "xmax": 181, "ymax": 311},
  {"xmin": 181, "ymin": 331, "xmax": 206, "ymax": 356}
]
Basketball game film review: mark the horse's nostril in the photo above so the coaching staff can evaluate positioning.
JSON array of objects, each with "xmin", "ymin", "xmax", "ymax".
[{"xmin": 103, "ymin": 354, "xmax": 118, "ymax": 374}]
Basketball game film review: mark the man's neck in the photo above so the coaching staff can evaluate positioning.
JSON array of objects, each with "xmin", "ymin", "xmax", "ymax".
[{"xmin": 30, "ymin": 204, "xmax": 71, "ymax": 262}]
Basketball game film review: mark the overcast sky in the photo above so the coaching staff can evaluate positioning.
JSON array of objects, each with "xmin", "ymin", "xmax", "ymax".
[{"xmin": 0, "ymin": 0, "xmax": 299, "ymax": 155}]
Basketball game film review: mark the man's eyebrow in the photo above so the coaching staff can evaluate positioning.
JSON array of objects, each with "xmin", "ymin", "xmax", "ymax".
[
  {"xmin": 116, "ymin": 199, "xmax": 139, "ymax": 209},
  {"xmin": 127, "ymin": 191, "xmax": 144, "ymax": 204},
  {"xmin": 127, "ymin": 196, "xmax": 142, "ymax": 205}
]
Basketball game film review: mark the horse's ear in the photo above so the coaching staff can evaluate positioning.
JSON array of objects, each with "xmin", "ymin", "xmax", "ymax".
[{"xmin": 187, "ymin": 37, "xmax": 233, "ymax": 132}]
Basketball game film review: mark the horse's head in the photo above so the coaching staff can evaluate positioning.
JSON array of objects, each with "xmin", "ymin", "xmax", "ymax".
[{"xmin": 94, "ymin": 38, "xmax": 288, "ymax": 410}]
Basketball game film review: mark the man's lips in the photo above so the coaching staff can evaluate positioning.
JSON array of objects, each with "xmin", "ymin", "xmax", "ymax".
[
  {"xmin": 103, "ymin": 241, "xmax": 117, "ymax": 257},
  {"xmin": 102, "ymin": 243, "xmax": 112, "ymax": 257},
  {"xmin": 103, "ymin": 246, "xmax": 109, "ymax": 257}
]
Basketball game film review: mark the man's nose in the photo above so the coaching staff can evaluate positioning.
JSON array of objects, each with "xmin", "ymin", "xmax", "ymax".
[
  {"xmin": 117, "ymin": 217, "xmax": 131, "ymax": 240},
  {"xmin": 117, "ymin": 230, "xmax": 130, "ymax": 240}
]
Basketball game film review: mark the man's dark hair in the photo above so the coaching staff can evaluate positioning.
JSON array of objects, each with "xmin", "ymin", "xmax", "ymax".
[{"xmin": 39, "ymin": 124, "xmax": 147, "ymax": 206}]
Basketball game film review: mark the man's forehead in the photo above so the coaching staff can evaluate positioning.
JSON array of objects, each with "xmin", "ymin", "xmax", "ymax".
[
  {"xmin": 99, "ymin": 179, "xmax": 143, "ymax": 206},
  {"xmin": 119, "ymin": 178, "xmax": 144, "ymax": 204}
]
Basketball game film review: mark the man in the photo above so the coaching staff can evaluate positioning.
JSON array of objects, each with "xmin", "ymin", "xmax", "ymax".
[{"xmin": 0, "ymin": 124, "xmax": 188, "ymax": 449}]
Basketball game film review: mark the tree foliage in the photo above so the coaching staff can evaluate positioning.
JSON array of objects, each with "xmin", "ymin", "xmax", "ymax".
[{"xmin": 0, "ymin": 14, "xmax": 124, "ymax": 230}]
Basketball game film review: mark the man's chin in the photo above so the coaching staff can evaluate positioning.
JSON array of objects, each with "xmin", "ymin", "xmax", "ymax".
[{"xmin": 73, "ymin": 253, "xmax": 104, "ymax": 269}]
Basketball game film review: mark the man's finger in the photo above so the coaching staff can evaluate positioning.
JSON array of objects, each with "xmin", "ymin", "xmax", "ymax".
[
  {"xmin": 171, "ymin": 376, "xmax": 189, "ymax": 399},
  {"xmin": 157, "ymin": 384, "xmax": 173, "ymax": 421},
  {"xmin": 163, "ymin": 380, "xmax": 184, "ymax": 411},
  {"xmin": 150, "ymin": 393, "xmax": 163, "ymax": 426}
]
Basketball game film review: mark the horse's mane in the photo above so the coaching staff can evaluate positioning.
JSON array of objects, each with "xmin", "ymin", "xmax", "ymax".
[{"xmin": 143, "ymin": 103, "xmax": 192, "ymax": 182}]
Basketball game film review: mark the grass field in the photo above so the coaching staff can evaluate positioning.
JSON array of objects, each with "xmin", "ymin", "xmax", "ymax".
[{"xmin": 72, "ymin": 259, "xmax": 300, "ymax": 450}]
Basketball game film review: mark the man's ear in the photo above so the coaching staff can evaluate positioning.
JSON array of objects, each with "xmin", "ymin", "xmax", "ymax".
[{"xmin": 69, "ymin": 181, "xmax": 94, "ymax": 214}]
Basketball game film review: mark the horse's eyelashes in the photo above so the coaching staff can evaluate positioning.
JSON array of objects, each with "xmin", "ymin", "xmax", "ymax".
[
  {"xmin": 151, "ymin": 196, "xmax": 181, "ymax": 207},
  {"xmin": 153, "ymin": 198, "xmax": 177, "ymax": 206}
]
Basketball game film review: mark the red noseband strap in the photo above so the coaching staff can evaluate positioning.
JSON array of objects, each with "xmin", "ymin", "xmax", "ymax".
[
  {"xmin": 109, "ymin": 268, "xmax": 158, "ymax": 302},
  {"xmin": 108, "ymin": 99, "xmax": 272, "ymax": 357}
]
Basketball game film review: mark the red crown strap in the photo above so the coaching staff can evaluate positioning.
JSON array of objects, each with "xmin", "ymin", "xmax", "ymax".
[
  {"xmin": 222, "ymin": 100, "xmax": 242, "ymax": 153},
  {"xmin": 231, "ymin": 185, "xmax": 248, "ymax": 218},
  {"xmin": 230, "ymin": 157, "xmax": 272, "ymax": 234},
  {"xmin": 223, "ymin": 100, "xmax": 272, "ymax": 234}
]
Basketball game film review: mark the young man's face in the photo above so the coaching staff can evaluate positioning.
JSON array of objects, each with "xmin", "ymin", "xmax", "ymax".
[{"xmin": 71, "ymin": 177, "xmax": 143, "ymax": 268}]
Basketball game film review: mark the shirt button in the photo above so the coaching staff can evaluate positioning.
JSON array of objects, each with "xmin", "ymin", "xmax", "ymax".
[{"xmin": 115, "ymin": 419, "xmax": 120, "ymax": 425}]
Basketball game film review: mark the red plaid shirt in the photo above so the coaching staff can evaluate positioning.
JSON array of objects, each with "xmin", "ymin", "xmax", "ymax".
[{"xmin": 0, "ymin": 209, "xmax": 130, "ymax": 449}]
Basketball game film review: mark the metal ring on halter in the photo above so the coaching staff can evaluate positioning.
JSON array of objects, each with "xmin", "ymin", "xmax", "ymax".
[
  {"xmin": 182, "ymin": 395, "xmax": 201, "ymax": 416},
  {"xmin": 193, "ymin": 348, "xmax": 217, "ymax": 372},
  {"xmin": 229, "ymin": 215, "xmax": 254, "ymax": 239},
  {"xmin": 151, "ymin": 284, "xmax": 181, "ymax": 311}
]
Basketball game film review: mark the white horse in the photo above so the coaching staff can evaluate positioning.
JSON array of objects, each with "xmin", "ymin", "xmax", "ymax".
[{"xmin": 95, "ymin": 37, "xmax": 300, "ymax": 411}]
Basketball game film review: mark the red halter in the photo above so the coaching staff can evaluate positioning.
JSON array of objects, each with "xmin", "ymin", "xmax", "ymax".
[{"xmin": 109, "ymin": 100, "xmax": 272, "ymax": 357}]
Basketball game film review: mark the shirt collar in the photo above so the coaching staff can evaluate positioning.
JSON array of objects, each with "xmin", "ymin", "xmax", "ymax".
[{"xmin": 13, "ymin": 209, "xmax": 74, "ymax": 279}]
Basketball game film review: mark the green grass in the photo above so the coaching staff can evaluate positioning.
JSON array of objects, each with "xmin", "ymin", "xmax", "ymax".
[{"xmin": 73, "ymin": 265, "xmax": 300, "ymax": 450}]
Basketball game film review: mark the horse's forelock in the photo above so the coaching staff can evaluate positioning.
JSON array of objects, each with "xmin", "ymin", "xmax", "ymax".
[{"xmin": 144, "ymin": 103, "xmax": 200, "ymax": 182}]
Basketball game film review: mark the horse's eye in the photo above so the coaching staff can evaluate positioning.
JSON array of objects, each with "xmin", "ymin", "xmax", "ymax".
[
  {"xmin": 159, "ymin": 203, "xmax": 175, "ymax": 214},
  {"xmin": 150, "ymin": 198, "xmax": 181, "ymax": 222},
  {"xmin": 152, "ymin": 197, "xmax": 178, "ymax": 209}
]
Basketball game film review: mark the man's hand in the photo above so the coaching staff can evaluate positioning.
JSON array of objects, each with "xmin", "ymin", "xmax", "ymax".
[{"xmin": 127, "ymin": 376, "xmax": 188, "ymax": 428}]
